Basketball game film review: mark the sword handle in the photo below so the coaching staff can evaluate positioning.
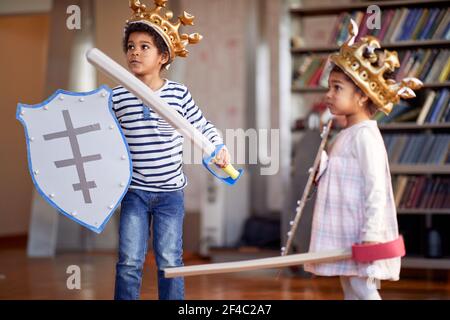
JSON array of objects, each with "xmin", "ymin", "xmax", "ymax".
[
  {"xmin": 202, "ymin": 144, "xmax": 244, "ymax": 185},
  {"xmin": 222, "ymin": 164, "xmax": 241, "ymax": 180}
]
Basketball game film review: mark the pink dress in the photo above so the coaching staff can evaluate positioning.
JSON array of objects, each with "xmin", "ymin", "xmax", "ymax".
[{"xmin": 304, "ymin": 120, "xmax": 401, "ymax": 281}]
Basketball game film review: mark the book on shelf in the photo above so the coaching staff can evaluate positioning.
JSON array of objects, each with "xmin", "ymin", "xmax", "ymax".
[
  {"xmin": 292, "ymin": 55, "xmax": 327, "ymax": 87},
  {"xmin": 383, "ymin": 133, "xmax": 450, "ymax": 165},
  {"xmin": 427, "ymin": 89, "xmax": 450, "ymax": 123},
  {"xmin": 389, "ymin": 8, "xmax": 409, "ymax": 43},
  {"xmin": 413, "ymin": 89, "xmax": 450, "ymax": 124},
  {"xmin": 376, "ymin": 103, "xmax": 421, "ymax": 124},
  {"xmin": 393, "ymin": 176, "xmax": 450, "ymax": 210},
  {"xmin": 396, "ymin": 49, "xmax": 450, "ymax": 83},
  {"xmin": 432, "ymin": 8, "xmax": 450, "ymax": 40},
  {"xmin": 378, "ymin": 9, "xmax": 396, "ymax": 41},
  {"xmin": 373, "ymin": 87, "xmax": 450, "ymax": 125}
]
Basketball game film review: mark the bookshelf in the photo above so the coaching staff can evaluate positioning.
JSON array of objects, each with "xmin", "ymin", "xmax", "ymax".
[{"xmin": 288, "ymin": 0, "xmax": 450, "ymax": 270}]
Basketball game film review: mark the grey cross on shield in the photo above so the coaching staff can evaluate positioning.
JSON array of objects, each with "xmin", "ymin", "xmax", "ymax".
[{"xmin": 43, "ymin": 110, "xmax": 102, "ymax": 204}]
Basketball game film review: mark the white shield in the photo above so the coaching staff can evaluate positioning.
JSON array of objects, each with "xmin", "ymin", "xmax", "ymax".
[{"xmin": 17, "ymin": 85, "xmax": 132, "ymax": 233}]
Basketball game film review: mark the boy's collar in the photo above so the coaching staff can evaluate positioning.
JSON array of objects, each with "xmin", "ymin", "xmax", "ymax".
[{"xmin": 154, "ymin": 78, "xmax": 168, "ymax": 93}]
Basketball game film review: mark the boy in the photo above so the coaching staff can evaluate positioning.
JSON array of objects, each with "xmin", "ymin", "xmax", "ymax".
[{"xmin": 113, "ymin": 0, "xmax": 230, "ymax": 300}]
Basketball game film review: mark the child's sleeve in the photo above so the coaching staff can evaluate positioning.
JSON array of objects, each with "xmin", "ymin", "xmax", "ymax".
[
  {"xmin": 110, "ymin": 89, "xmax": 121, "ymax": 122},
  {"xmin": 353, "ymin": 127, "xmax": 388, "ymax": 243},
  {"xmin": 182, "ymin": 89, "xmax": 224, "ymax": 147}
]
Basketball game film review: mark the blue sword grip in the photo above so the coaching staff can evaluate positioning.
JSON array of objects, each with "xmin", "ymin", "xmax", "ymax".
[{"xmin": 202, "ymin": 144, "xmax": 244, "ymax": 186}]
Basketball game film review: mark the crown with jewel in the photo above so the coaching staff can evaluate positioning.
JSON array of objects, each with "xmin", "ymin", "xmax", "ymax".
[
  {"xmin": 329, "ymin": 19, "xmax": 423, "ymax": 114},
  {"xmin": 126, "ymin": 0, "xmax": 202, "ymax": 61}
]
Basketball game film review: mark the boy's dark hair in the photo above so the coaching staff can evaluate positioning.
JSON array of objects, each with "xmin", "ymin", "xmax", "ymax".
[
  {"xmin": 330, "ymin": 48, "xmax": 396, "ymax": 117},
  {"xmin": 123, "ymin": 22, "xmax": 170, "ymax": 71}
]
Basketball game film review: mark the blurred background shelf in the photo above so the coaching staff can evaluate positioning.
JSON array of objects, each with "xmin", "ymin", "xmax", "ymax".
[
  {"xmin": 389, "ymin": 164, "xmax": 450, "ymax": 175},
  {"xmin": 290, "ymin": 0, "xmax": 450, "ymax": 16},
  {"xmin": 397, "ymin": 208, "xmax": 450, "ymax": 215},
  {"xmin": 402, "ymin": 257, "xmax": 450, "ymax": 269}
]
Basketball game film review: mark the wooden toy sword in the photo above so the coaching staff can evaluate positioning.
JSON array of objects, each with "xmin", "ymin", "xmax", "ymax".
[
  {"xmin": 164, "ymin": 236, "xmax": 405, "ymax": 278},
  {"xmin": 281, "ymin": 120, "xmax": 333, "ymax": 258},
  {"xmin": 275, "ymin": 120, "xmax": 333, "ymax": 278},
  {"xmin": 86, "ymin": 48, "xmax": 243, "ymax": 185}
]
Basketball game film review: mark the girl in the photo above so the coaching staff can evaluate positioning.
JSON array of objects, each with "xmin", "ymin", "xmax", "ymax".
[{"xmin": 303, "ymin": 21, "xmax": 422, "ymax": 300}]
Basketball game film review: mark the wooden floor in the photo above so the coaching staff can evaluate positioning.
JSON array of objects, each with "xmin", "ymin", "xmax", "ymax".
[{"xmin": 1, "ymin": 247, "xmax": 450, "ymax": 300}]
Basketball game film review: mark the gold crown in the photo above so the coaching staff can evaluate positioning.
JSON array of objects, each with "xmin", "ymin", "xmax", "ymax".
[
  {"xmin": 330, "ymin": 20, "xmax": 423, "ymax": 114},
  {"xmin": 126, "ymin": 0, "xmax": 202, "ymax": 61}
]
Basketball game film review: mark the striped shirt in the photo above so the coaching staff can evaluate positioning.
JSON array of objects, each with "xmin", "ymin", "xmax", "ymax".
[{"xmin": 112, "ymin": 80, "xmax": 223, "ymax": 192}]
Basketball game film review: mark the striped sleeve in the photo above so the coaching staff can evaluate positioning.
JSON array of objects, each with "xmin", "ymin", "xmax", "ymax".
[
  {"xmin": 182, "ymin": 89, "xmax": 223, "ymax": 147},
  {"xmin": 111, "ymin": 85, "xmax": 131, "ymax": 121},
  {"xmin": 111, "ymin": 86, "xmax": 121, "ymax": 117}
]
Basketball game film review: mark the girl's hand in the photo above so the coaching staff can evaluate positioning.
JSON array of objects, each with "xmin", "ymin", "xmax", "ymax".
[{"xmin": 214, "ymin": 147, "xmax": 231, "ymax": 168}]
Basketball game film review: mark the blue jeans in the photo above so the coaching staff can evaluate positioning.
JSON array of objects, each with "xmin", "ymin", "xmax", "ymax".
[{"xmin": 114, "ymin": 188, "xmax": 185, "ymax": 300}]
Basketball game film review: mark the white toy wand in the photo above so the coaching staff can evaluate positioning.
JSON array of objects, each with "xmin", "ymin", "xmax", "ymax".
[{"xmin": 86, "ymin": 48, "xmax": 243, "ymax": 185}]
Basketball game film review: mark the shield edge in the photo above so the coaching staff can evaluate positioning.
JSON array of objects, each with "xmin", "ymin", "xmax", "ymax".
[{"xmin": 16, "ymin": 85, "xmax": 132, "ymax": 233}]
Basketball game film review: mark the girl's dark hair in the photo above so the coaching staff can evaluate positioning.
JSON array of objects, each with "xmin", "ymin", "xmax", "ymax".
[
  {"xmin": 330, "ymin": 48, "xmax": 396, "ymax": 116},
  {"xmin": 123, "ymin": 22, "xmax": 170, "ymax": 70}
]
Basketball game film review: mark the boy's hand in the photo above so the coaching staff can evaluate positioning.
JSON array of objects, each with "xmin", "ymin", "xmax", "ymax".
[{"xmin": 214, "ymin": 147, "xmax": 231, "ymax": 168}]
